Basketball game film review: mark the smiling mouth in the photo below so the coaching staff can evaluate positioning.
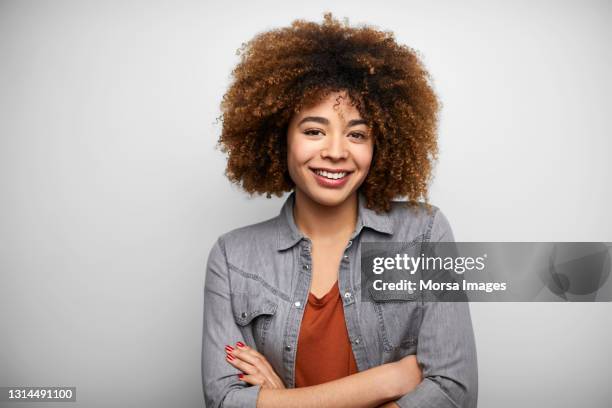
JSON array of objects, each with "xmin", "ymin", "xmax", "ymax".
[{"xmin": 309, "ymin": 168, "xmax": 353, "ymax": 180}]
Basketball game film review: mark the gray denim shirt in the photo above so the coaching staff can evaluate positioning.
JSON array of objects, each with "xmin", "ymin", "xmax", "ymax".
[{"xmin": 202, "ymin": 191, "xmax": 478, "ymax": 408}]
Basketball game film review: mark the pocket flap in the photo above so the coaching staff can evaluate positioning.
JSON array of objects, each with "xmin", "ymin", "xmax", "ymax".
[
  {"xmin": 231, "ymin": 292, "xmax": 278, "ymax": 326},
  {"xmin": 368, "ymin": 284, "xmax": 418, "ymax": 302}
]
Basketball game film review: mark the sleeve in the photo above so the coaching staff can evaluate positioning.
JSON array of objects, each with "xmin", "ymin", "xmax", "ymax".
[
  {"xmin": 395, "ymin": 209, "xmax": 479, "ymax": 408},
  {"xmin": 201, "ymin": 237, "xmax": 263, "ymax": 408}
]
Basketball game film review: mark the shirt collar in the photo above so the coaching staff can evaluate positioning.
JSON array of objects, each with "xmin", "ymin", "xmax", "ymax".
[{"xmin": 276, "ymin": 190, "xmax": 394, "ymax": 251}]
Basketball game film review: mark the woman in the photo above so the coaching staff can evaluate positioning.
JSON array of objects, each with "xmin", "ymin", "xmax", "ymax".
[{"xmin": 202, "ymin": 13, "xmax": 478, "ymax": 408}]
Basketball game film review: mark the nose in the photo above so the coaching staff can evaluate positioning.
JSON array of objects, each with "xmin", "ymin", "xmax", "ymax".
[{"xmin": 320, "ymin": 133, "xmax": 348, "ymax": 160}]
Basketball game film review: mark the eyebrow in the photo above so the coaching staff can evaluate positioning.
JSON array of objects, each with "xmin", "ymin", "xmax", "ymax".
[{"xmin": 297, "ymin": 116, "xmax": 367, "ymax": 128}]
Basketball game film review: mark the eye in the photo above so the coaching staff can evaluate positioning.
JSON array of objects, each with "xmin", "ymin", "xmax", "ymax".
[
  {"xmin": 349, "ymin": 132, "xmax": 367, "ymax": 140},
  {"xmin": 303, "ymin": 129, "xmax": 324, "ymax": 136}
]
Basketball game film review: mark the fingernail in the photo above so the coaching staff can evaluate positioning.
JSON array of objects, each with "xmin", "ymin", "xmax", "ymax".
[
  {"xmin": 225, "ymin": 345, "xmax": 234, "ymax": 352},
  {"xmin": 236, "ymin": 341, "xmax": 245, "ymax": 348},
  {"xmin": 226, "ymin": 353, "xmax": 235, "ymax": 361},
  {"xmin": 237, "ymin": 374, "xmax": 244, "ymax": 379}
]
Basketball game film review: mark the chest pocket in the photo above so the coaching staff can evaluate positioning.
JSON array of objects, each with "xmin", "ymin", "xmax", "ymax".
[
  {"xmin": 369, "ymin": 287, "xmax": 422, "ymax": 355},
  {"xmin": 230, "ymin": 289, "xmax": 278, "ymax": 352},
  {"xmin": 362, "ymin": 238, "xmax": 426, "ymax": 355}
]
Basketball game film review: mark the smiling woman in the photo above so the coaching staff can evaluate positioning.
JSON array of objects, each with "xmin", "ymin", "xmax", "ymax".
[
  {"xmin": 286, "ymin": 91, "xmax": 374, "ymax": 207},
  {"xmin": 217, "ymin": 12, "xmax": 441, "ymax": 213},
  {"xmin": 202, "ymin": 12, "xmax": 477, "ymax": 408}
]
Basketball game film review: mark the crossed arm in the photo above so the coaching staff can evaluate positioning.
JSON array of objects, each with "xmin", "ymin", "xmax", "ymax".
[{"xmin": 224, "ymin": 342, "xmax": 422, "ymax": 408}]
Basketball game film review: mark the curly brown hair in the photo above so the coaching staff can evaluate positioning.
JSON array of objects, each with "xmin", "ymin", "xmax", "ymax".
[{"xmin": 217, "ymin": 12, "xmax": 440, "ymax": 213}]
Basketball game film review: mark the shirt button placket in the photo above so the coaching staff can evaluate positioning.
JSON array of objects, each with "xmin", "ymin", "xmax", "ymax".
[
  {"xmin": 343, "ymin": 239, "xmax": 353, "ymax": 260},
  {"xmin": 288, "ymin": 239, "xmax": 311, "ymax": 387},
  {"xmin": 342, "ymin": 236, "xmax": 366, "ymax": 370},
  {"xmin": 343, "ymin": 240, "xmax": 352, "ymax": 304}
]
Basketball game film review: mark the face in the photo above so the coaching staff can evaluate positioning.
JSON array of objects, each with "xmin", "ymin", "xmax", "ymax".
[{"xmin": 286, "ymin": 91, "xmax": 374, "ymax": 207}]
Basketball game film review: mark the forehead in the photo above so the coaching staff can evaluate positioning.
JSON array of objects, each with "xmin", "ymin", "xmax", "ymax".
[{"xmin": 295, "ymin": 91, "xmax": 363, "ymax": 122}]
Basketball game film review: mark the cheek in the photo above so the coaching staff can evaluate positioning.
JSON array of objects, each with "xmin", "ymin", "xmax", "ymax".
[
  {"xmin": 286, "ymin": 134, "xmax": 298, "ymax": 168},
  {"xmin": 288, "ymin": 138, "xmax": 317, "ymax": 166},
  {"xmin": 353, "ymin": 145, "xmax": 374, "ymax": 171},
  {"xmin": 286, "ymin": 136, "xmax": 314, "ymax": 183}
]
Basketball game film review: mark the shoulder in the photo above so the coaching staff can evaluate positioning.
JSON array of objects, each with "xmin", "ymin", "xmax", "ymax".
[
  {"xmin": 209, "ymin": 213, "xmax": 281, "ymax": 262},
  {"xmin": 218, "ymin": 214, "xmax": 280, "ymax": 249},
  {"xmin": 385, "ymin": 200, "xmax": 455, "ymax": 242},
  {"xmin": 205, "ymin": 212, "xmax": 286, "ymax": 284}
]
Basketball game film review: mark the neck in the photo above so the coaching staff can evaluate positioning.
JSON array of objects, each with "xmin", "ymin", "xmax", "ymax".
[{"xmin": 293, "ymin": 189, "xmax": 358, "ymax": 242}]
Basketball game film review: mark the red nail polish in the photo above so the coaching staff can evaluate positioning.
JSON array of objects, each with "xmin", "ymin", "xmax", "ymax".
[
  {"xmin": 225, "ymin": 345, "xmax": 234, "ymax": 352},
  {"xmin": 238, "ymin": 374, "xmax": 244, "ymax": 379},
  {"xmin": 236, "ymin": 341, "xmax": 245, "ymax": 348},
  {"xmin": 226, "ymin": 354, "xmax": 235, "ymax": 361}
]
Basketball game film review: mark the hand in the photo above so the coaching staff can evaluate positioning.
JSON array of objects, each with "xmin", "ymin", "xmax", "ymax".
[
  {"xmin": 225, "ymin": 342, "xmax": 286, "ymax": 389},
  {"xmin": 377, "ymin": 402, "xmax": 400, "ymax": 408},
  {"xmin": 392, "ymin": 354, "xmax": 423, "ymax": 395}
]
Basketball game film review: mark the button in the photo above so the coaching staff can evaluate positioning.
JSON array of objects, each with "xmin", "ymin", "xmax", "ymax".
[
  {"xmin": 353, "ymin": 338, "xmax": 360, "ymax": 345},
  {"xmin": 285, "ymin": 345, "xmax": 291, "ymax": 351},
  {"xmin": 304, "ymin": 264, "xmax": 309, "ymax": 270},
  {"xmin": 241, "ymin": 312, "xmax": 247, "ymax": 318},
  {"xmin": 343, "ymin": 254, "xmax": 349, "ymax": 260},
  {"xmin": 344, "ymin": 292, "xmax": 352, "ymax": 299},
  {"xmin": 294, "ymin": 301, "xmax": 301, "ymax": 308}
]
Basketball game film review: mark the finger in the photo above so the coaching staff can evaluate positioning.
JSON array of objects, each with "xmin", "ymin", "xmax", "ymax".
[
  {"xmin": 234, "ymin": 343, "xmax": 276, "ymax": 372},
  {"xmin": 236, "ymin": 342, "xmax": 265, "ymax": 359},
  {"xmin": 230, "ymin": 347, "xmax": 266, "ymax": 368},
  {"xmin": 225, "ymin": 353, "xmax": 258, "ymax": 375},
  {"xmin": 238, "ymin": 372, "xmax": 282, "ymax": 390},
  {"xmin": 236, "ymin": 344, "xmax": 285, "ymax": 388},
  {"xmin": 231, "ymin": 348, "xmax": 280, "ymax": 388},
  {"xmin": 238, "ymin": 373, "xmax": 265, "ymax": 387}
]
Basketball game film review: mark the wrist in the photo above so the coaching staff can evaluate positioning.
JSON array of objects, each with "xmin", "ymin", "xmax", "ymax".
[{"xmin": 378, "ymin": 360, "xmax": 405, "ymax": 400}]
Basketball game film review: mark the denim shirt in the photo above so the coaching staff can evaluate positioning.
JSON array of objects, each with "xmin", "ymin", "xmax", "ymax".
[{"xmin": 202, "ymin": 191, "xmax": 478, "ymax": 408}]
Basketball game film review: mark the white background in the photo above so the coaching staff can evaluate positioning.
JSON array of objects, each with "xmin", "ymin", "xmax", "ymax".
[{"xmin": 1, "ymin": 0, "xmax": 611, "ymax": 406}]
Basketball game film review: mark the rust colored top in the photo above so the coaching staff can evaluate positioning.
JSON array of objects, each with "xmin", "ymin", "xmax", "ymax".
[{"xmin": 294, "ymin": 280, "xmax": 359, "ymax": 387}]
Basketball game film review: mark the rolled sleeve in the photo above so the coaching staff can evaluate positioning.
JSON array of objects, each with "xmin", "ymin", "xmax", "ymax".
[
  {"xmin": 396, "ymin": 208, "xmax": 478, "ymax": 408},
  {"xmin": 201, "ymin": 237, "xmax": 262, "ymax": 408},
  {"xmin": 395, "ymin": 301, "xmax": 478, "ymax": 408}
]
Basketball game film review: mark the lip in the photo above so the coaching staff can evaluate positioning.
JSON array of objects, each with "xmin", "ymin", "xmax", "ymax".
[
  {"xmin": 309, "ymin": 168, "xmax": 352, "ymax": 189},
  {"xmin": 309, "ymin": 167, "xmax": 354, "ymax": 173}
]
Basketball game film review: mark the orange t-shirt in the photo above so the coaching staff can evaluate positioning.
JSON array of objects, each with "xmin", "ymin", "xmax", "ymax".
[{"xmin": 295, "ymin": 280, "xmax": 359, "ymax": 387}]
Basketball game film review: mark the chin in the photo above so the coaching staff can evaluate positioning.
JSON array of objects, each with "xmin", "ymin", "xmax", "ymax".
[{"xmin": 304, "ymin": 187, "xmax": 354, "ymax": 207}]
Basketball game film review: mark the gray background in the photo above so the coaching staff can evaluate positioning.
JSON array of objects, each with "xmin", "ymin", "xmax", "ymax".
[{"xmin": 0, "ymin": 0, "xmax": 610, "ymax": 407}]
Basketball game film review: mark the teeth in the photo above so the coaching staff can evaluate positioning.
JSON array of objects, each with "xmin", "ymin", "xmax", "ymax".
[{"xmin": 314, "ymin": 169, "xmax": 347, "ymax": 180}]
